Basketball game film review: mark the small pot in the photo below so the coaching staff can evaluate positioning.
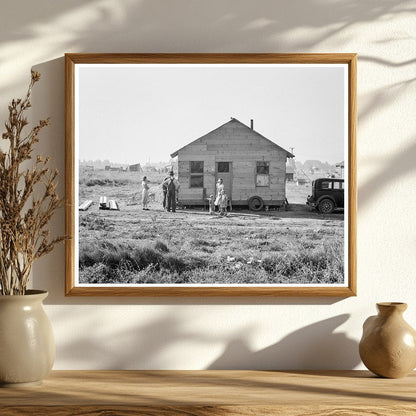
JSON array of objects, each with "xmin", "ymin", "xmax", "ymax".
[
  {"xmin": 0, "ymin": 290, "xmax": 55, "ymax": 387},
  {"xmin": 359, "ymin": 302, "xmax": 416, "ymax": 378}
]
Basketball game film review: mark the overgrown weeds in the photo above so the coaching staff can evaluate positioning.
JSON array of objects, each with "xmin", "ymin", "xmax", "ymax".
[{"xmin": 79, "ymin": 237, "xmax": 343, "ymax": 285}]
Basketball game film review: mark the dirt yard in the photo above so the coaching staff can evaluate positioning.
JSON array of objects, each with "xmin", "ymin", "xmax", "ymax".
[{"xmin": 78, "ymin": 170, "xmax": 344, "ymax": 285}]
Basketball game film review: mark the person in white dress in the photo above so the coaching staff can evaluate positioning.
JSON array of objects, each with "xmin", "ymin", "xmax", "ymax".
[
  {"xmin": 214, "ymin": 178, "xmax": 224, "ymax": 210},
  {"xmin": 142, "ymin": 176, "xmax": 150, "ymax": 210}
]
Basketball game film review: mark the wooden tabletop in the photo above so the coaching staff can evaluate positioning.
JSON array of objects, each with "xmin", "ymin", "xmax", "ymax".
[{"xmin": 1, "ymin": 370, "xmax": 415, "ymax": 415}]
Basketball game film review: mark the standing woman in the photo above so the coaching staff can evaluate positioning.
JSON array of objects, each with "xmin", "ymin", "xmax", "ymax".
[
  {"xmin": 214, "ymin": 178, "xmax": 224, "ymax": 209},
  {"xmin": 142, "ymin": 176, "xmax": 150, "ymax": 210}
]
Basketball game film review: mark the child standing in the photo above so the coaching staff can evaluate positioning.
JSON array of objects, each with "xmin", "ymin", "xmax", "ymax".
[
  {"xmin": 218, "ymin": 190, "xmax": 228, "ymax": 216},
  {"xmin": 208, "ymin": 195, "xmax": 215, "ymax": 215}
]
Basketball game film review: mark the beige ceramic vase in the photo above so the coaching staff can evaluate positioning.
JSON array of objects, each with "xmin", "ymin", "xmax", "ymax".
[
  {"xmin": 0, "ymin": 290, "xmax": 55, "ymax": 387},
  {"xmin": 359, "ymin": 302, "xmax": 416, "ymax": 378}
]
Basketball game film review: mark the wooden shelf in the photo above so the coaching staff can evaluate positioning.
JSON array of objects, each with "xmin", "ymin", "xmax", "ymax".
[{"xmin": 1, "ymin": 370, "xmax": 415, "ymax": 415}]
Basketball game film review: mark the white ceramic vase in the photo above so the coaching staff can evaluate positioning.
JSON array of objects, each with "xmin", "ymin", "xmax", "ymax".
[{"xmin": 0, "ymin": 290, "xmax": 55, "ymax": 387}]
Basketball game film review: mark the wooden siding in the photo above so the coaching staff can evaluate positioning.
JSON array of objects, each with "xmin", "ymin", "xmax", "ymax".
[
  {"xmin": 176, "ymin": 119, "xmax": 289, "ymax": 205},
  {"xmin": 179, "ymin": 188, "xmax": 204, "ymax": 200}
]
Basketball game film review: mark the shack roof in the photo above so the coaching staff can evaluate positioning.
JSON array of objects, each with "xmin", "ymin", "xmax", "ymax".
[{"xmin": 170, "ymin": 118, "xmax": 295, "ymax": 159}]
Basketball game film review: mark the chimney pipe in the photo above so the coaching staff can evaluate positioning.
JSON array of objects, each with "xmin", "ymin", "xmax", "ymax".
[{"xmin": 250, "ymin": 119, "xmax": 254, "ymax": 129}]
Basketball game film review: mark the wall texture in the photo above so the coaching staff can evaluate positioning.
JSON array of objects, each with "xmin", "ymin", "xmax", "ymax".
[{"xmin": 0, "ymin": 0, "xmax": 415, "ymax": 370}]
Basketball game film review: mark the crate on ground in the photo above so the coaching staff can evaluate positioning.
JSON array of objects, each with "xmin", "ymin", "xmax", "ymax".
[
  {"xmin": 79, "ymin": 200, "xmax": 93, "ymax": 211},
  {"xmin": 99, "ymin": 196, "xmax": 108, "ymax": 210},
  {"xmin": 108, "ymin": 200, "xmax": 119, "ymax": 210},
  {"xmin": 99, "ymin": 196, "xmax": 119, "ymax": 210}
]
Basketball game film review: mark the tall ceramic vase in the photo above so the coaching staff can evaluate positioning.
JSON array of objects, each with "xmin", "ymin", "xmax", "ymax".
[
  {"xmin": 0, "ymin": 290, "xmax": 55, "ymax": 387},
  {"xmin": 359, "ymin": 302, "xmax": 416, "ymax": 378}
]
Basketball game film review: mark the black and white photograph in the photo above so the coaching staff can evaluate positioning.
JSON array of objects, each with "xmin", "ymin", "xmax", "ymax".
[{"xmin": 66, "ymin": 54, "xmax": 356, "ymax": 295}]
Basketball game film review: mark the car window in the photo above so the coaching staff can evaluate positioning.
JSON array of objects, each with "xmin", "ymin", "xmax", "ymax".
[
  {"xmin": 320, "ymin": 181, "xmax": 332, "ymax": 189},
  {"xmin": 334, "ymin": 181, "xmax": 344, "ymax": 190}
]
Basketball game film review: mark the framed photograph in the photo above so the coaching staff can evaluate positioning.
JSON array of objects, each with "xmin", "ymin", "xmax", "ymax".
[{"xmin": 65, "ymin": 53, "xmax": 356, "ymax": 296}]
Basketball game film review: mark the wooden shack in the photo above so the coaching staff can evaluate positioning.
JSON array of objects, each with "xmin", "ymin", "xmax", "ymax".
[
  {"xmin": 170, "ymin": 118, "xmax": 294, "ymax": 209},
  {"xmin": 128, "ymin": 163, "xmax": 142, "ymax": 172}
]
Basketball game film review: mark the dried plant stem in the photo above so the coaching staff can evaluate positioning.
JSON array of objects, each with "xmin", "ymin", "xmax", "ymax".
[{"xmin": 0, "ymin": 71, "xmax": 65, "ymax": 295}]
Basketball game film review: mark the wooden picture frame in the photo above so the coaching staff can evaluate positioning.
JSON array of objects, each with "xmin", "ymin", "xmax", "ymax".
[{"xmin": 65, "ymin": 53, "xmax": 356, "ymax": 296}]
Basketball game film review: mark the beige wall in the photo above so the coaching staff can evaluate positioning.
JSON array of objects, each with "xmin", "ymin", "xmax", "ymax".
[{"xmin": 0, "ymin": 0, "xmax": 415, "ymax": 370}]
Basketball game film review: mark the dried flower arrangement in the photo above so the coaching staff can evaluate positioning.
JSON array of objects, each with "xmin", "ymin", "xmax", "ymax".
[{"xmin": 0, "ymin": 71, "xmax": 65, "ymax": 295}]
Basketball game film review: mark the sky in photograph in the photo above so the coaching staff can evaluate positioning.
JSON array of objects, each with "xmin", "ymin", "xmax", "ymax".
[{"xmin": 77, "ymin": 64, "xmax": 346, "ymax": 165}]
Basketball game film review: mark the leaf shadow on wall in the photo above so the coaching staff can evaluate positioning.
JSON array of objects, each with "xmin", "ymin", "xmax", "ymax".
[
  {"xmin": 207, "ymin": 314, "xmax": 360, "ymax": 370},
  {"xmin": 0, "ymin": 0, "xmax": 414, "ymax": 98},
  {"xmin": 26, "ymin": 0, "xmax": 416, "ymax": 306},
  {"xmin": 54, "ymin": 312, "xmax": 215, "ymax": 369},
  {"xmin": 52, "ymin": 307, "xmax": 359, "ymax": 370},
  {"xmin": 20, "ymin": 1, "xmax": 414, "ymax": 372},
  {"xmin": 358, "ymin": 138, "xmax": 416, "ymax": 211}
]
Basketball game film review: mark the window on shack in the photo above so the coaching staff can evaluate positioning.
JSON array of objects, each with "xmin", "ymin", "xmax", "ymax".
[
  {"xmin": 190, "ymin": 161, "xmax": 204, "ymax": 188},
  {"xmin": 256, "ymin": 161, "xmax": 270, "ymax": 187},
  {"xmin": 217, "ymin": 162, "xmax": 230, "ymax": 173}
]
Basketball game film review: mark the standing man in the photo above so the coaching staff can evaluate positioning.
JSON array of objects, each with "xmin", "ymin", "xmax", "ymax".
[{"xmin": 164, "ymin": 171, "xmax": 180, "ymax": 212}]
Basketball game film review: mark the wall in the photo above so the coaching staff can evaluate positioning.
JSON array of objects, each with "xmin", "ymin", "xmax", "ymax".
[{"xmin": 0, "ymin": 0, "xmax": 415, "ymax": 370}]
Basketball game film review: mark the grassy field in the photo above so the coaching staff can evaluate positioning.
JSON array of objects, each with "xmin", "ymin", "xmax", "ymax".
[{"xmin": 78, "ymin": 169, "xmax": 344, "ymax": 285}]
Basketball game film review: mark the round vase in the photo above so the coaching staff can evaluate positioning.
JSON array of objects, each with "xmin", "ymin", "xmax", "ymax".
[
  {"xmin": 0, "ymin": 290, "xmax": 55, "ymax": 387},
  {"xmin": 359, "ymin": 302, "xmax": 416, "ymax": 378}
]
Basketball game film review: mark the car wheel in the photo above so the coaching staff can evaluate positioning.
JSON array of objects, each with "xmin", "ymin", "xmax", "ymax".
[
  {"xmin": 248, "ymin": 196, "xmax": 264, "ymax": 211},
  {"xmin": 319, "ymin": 198, "xmax": 335, "ymax": 214}
]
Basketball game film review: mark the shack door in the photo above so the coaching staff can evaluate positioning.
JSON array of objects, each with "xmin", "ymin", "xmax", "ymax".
[{"xmin": 215, "ymin": 162, "xmax": 232, "ymax": 199}]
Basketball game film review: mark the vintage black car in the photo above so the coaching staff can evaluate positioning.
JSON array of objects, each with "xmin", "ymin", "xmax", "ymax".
[{"xmin": 307, "ymin": 178, "xmax": 344, "ymax": 214}]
